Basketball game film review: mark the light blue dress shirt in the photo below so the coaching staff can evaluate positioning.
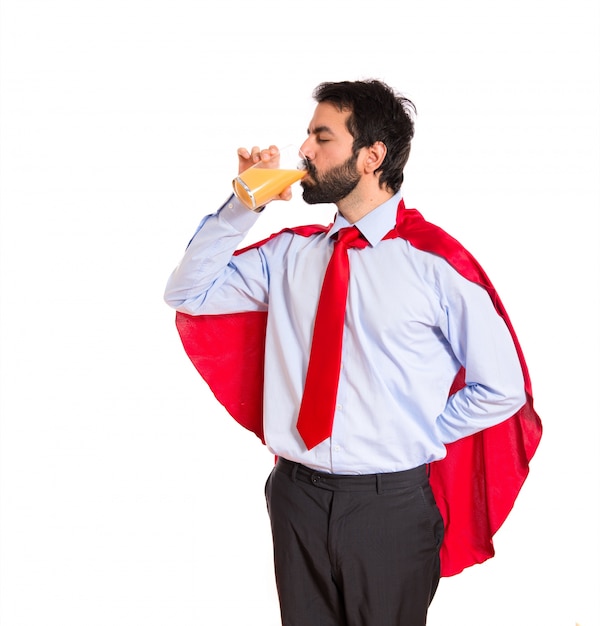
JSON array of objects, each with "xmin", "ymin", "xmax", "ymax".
[{"xmin": 165, "ymin": 191, "xmax": 525, "ymax": 474}]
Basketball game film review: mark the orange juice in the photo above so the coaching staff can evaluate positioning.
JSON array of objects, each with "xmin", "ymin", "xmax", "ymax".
[{"xmin": 233, "ymin": 167, "xmax": 307, "ymax": 210}]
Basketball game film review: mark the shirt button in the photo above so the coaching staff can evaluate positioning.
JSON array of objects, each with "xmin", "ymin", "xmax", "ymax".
[
  {"xmin": 336, "ymin": 404, "xmax": 343, "ymax": 411},
  {"xmin": 333, "ymin": 445, "xmax": 341, "ymax": 453}
]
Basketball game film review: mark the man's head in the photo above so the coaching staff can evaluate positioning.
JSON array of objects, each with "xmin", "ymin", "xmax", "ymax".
[{"xmin": 300, "ymin": 79, "xmax": 416, "ymax": 206}]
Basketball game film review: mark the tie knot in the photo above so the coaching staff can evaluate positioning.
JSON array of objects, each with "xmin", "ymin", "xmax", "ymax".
[{"xmin": 335, "ymin": 226, "xmax": 366, "ymax": 249}]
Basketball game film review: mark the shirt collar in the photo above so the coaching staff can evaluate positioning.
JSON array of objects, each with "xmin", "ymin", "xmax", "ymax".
[{"xmin": 328, "ymin": 190, "xmax": 402, "ymax": 247}]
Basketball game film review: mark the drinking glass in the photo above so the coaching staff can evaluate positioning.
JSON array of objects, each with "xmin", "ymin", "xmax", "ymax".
[{"xmin": 232, "ymin": 144, "xmax": 307, "ymax": 210}]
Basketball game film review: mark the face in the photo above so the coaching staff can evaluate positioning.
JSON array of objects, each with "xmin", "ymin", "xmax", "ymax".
[{"xmin": 300, "ymin": 102, "xmax": 361, "ymax": 205}]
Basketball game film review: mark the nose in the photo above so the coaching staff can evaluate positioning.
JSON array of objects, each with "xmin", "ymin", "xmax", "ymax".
[{"xmin": 300, "ymin": 137, "xmax": 314, "ymax": 161}]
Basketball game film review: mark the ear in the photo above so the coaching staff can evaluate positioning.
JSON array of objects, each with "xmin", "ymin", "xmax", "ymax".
[{"xmin": 362, "ymin": 141, "xmax": 387, "ymax": 173}]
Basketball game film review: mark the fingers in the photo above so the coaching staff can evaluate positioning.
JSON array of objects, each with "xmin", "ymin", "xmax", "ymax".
[
  {"xmin": 237, "ymin": 145, "xmax": 280, "ymax": 164},
  {"xmin": 236, "ymin": 146, "xmax": 252, "ymax": 161},
  {"xmin": 278, "ymin": 186, "xmax": 293, "ymax": 201}
]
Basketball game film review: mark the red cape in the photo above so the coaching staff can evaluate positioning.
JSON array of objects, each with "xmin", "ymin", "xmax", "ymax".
[{"xmin": 174, "ymin": 200, "xmax": 542, "ymax": 577}]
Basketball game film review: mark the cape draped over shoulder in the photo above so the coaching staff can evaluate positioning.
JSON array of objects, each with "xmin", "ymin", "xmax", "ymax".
[{"xmin": 173, "ymin": 199, "xmax": 542, "ymax": 577}]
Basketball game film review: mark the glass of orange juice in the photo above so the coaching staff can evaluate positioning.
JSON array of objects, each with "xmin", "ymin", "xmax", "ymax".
[{"xmin": 232, "ymin": 144, "xmax": 307, "ymax": 210}]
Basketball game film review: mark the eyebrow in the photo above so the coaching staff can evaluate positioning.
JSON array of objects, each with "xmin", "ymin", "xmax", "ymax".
[{"xmin": 307, "ymin": 124, "xmax": 335, "ymax": 136}]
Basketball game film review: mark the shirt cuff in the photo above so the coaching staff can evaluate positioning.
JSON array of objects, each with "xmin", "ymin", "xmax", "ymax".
[{"xmin": 219, "ymin": 194, "xmax": 262, "ymax": 231}]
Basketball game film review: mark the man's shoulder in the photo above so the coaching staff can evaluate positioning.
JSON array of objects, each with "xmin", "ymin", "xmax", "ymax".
[
  {"xmin": 235, "ymin": 223, "xmax": 330, "ymax": 255},
  {"xmin": 397, "ymin": 207, "xmax": 490, "ymax": 288}
]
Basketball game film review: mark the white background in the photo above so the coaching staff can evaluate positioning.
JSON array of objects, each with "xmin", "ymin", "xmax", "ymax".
[{"xmin": 1, "ymin": 1, "xmax": 598, "ymax": 624}]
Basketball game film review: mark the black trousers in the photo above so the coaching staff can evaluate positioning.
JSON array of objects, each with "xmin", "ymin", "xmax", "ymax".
[{"xmin": 265, "ymin": 458, "xmax": 444, "ymax": 626}]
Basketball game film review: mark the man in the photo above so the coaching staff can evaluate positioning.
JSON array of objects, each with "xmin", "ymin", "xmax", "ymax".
[{"xmin": 164, "ymin": 79, "xmax": 541, "ymax": 625}]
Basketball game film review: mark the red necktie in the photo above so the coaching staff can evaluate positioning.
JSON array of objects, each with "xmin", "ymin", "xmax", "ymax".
[{"xmin": 297, "ymin": 226, "xmax": 369, "ymax": 449}]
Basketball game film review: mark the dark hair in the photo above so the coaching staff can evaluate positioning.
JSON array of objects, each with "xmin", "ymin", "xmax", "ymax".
[{"xmin": 312, "ymin": 79, "xmax": 416, "ymax": 193}]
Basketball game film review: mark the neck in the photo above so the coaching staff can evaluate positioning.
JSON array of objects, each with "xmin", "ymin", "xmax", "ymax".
[{"xmin": 336, "ymin": 184, "xmax": 394, "ymax": 224}]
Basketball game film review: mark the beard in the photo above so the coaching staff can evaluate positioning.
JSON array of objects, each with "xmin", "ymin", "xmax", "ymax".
[{"xmin": 301, "ymin": 152, "xmax": 361, "ymax": 205}]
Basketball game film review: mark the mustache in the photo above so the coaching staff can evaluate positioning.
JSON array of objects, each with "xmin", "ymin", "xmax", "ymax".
[{"xmin": 304, "ymin": 159, "xmax": 317, "ymax": 178}]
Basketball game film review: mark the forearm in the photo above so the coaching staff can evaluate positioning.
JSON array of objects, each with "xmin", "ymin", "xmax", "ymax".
[
  {"xmin": 164, "ymin": 195, "xmax": 263, "ymax": 314},
  {"xmin": 437, "ymin": 371, "xmax": 526, "ymax": 443}
]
